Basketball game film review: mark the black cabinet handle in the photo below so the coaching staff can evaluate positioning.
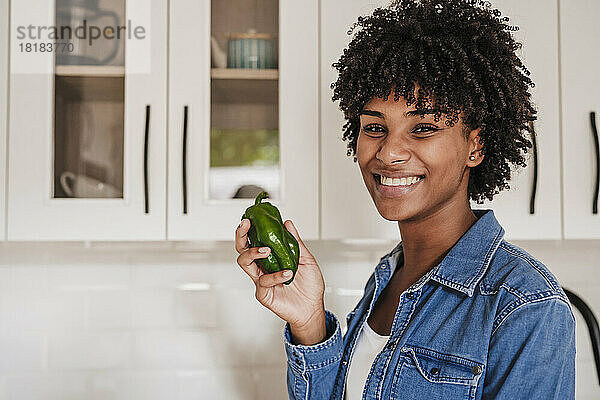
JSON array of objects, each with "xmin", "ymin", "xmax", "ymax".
[
  {"xmin": 144, "ymin": 105, "xmax": 150, "ymax": 214},
  {"xmin": 591, "ymin": 112, "xmax": 599, "ymax": 214},
  {"xmin": 182, "ymin": 106, "xmax": 189, "ymax": 214},
  {"xmin": 529, "ymin": 122, "xmax": 538, "ymax": 215},
  {"xmin": 563, "ymin": 287, "xmax": 600, "ymax": 385}
]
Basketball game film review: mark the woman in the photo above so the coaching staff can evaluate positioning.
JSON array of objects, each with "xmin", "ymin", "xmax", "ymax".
[{"xmin": 235, "ymin": 0, "xmax": 575, "ymax": 398}]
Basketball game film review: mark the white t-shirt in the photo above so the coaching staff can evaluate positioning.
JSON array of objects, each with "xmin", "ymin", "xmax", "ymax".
[
  {"xmin": 345, "ymin": 259, "xmax": 399, "ymax": 399},
  {"xmin": 345, "ymin": 319, "xmax": 390, "ymax": 399}
]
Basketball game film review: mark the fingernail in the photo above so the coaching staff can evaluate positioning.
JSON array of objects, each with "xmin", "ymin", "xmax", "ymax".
[
  {"xmin": 283, "ymin": 270, "xmax": 293, "ymax": 277},
  {"xmin": 259, "ymin": 247, "xmax": 269, "ymax": 253}
]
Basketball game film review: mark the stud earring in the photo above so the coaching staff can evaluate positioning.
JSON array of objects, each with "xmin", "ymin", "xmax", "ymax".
[{"xmin": 469, "ymin": 155, "xmax": 476, "ymax": 161}]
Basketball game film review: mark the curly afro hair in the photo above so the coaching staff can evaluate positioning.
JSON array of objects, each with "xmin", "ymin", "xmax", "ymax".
[{"xmin": 330, "ymin": 0, "xmax": 537, "ymax": 203}]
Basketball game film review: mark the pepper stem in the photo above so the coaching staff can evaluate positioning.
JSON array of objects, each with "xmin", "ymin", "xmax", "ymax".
[{"xmin": 255, "ymin": 191, "xmax": 269, "ymax": 205}]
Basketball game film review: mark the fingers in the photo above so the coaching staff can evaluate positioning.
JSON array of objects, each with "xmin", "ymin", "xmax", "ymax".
[
  {"xmin": 236, "ymin": 246, "xmax": 271, "ymax": 283},
  {"xmin": 235, "ymin": 219, "xmax": 250, "ymax": 253},
  {"xmin": 284, "ymin": 220, "xmax": 313, "ymax": 259},
  {"xmin": 258, "ymin": 269, "xmax": 294, "ymax": 288},
  {"xmin": 236, "ymin": 219, "xmax": 306, "ymax": 290}
]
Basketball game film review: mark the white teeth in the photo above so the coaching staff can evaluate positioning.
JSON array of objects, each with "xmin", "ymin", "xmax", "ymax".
[{"xmin": 379, "ymin": 175, "xmax": 423, "ymax": 186}]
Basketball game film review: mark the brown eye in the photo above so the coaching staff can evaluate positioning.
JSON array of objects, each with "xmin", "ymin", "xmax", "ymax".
[
  {"xmin": 361, "ymin": 124, "xmax": 385, "ymax": 136},
  {"xmin": 412, "ymin": 124, "xmax": 439, "ymax": 135}
]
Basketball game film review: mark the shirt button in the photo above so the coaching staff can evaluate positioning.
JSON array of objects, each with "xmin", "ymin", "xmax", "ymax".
[
  {"xmin": 472, "ymin": 365, "xmax": 483, "ymax": 375},
  {"xmin": 406, "ymin": 292, "xmax": 414, "ymax": 300},
  {"xmin": 430, "ymin": 367, "xmax": 440, "ymax": 375},
  {"xmin": 342, "ymin": 360, "xmax": 348, "ymax": 365}
]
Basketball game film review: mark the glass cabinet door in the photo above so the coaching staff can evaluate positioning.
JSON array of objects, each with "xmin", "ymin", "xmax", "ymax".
[
  {"xmin": 53, "ymin": 0, "xmax": 125, "ymax": 199},
  {"xmin": 8, "ymin": 0, "xmax": 167, "ymax": 240},
  {"xmin": 168, "ymin": 0, "xmax": 319, "ymax": 240},
  {"xmin": 209, "ymin": 0, "xmax": 280, "ymax": 201}
]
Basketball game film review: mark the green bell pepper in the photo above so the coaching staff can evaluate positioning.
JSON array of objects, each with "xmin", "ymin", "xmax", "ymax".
[{"xmin": 241, "ymin": 191, "xmax": 300, "ymax": 285}]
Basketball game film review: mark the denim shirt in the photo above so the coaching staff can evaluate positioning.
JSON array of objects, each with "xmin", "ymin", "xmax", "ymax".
[{"xmin": 283, "ymin": 209, "xmax": 576, "ymax": 400}]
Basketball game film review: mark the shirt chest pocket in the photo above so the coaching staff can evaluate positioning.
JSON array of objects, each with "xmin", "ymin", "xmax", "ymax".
[{"xmin": 391, "ymin": 345, "xmax": 484, "ymax": 400}]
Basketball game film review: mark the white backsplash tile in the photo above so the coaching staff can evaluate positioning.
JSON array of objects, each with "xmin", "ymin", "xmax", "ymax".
[
  {"xmin": 0, "ymin": 333, "xmax": 46, "ymax": 372},
  {"xmin": 132, "ymin": 331, "xmax": 186, "ymax": 370},
  {"xmin": 4, "ymin": 289, "xmax": 83, "ymax": 331},
  {"xmin": 175, "ymin": 331, "xmax": 216, "ymax": 369},
  {"xmin": 131, "ymin": 264, "xmax": 179, "ymax": 289},
  {"xmin": 86, "ymin": 290, "xmax": 132, "ymax": 330},
  {"xmin": 174, "ymin": 290, "xmax": 218, "ymax": 329},
  {"xmin": 0, "ymin": 268, "xmax": 12, "ymax": 293},
  {"xmin": 0, "ymin": 377, "xmax": 7, "ymax": 400},
  {"xmin": 89, "ymin": 373, "xmax": 130, "ymax": 400},
  {"xmin": 254, "ymin": 367, "xmax": 288, "ymax": 400},
  {"xmin": 6, "ymin": 375, "xmax": 49, "ymax": 400},
  {"xmin": 127, "ymin": 372, "xmax": 178, "ymax": 400},
  {"xmin": 10, "ymin": 266, "xmax": 48, "ymax": 292},
  {"xmin": 131, "ymin": 290, "xmax": 175, "ymax": 328},
  {"xmin": 177, "ymin": 369, "xmax": 257, "ymax": 400},
  {"xmin": 47, "ymin": 332, "xmax": 131, "ymax": 371},
  {"xmin": 46, "ymin": 264, "xmax": 132, "ymax": 292}
]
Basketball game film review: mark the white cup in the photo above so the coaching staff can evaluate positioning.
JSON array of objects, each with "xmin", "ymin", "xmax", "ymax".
[{"xmin": 60, "ymin": 171, "xmax": 121, "ymax": 198}]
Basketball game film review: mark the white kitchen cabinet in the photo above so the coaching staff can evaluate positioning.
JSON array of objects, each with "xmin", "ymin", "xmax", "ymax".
[
  {"xmin": 6, "ymin": 0, "xmax": 318, "ymax": 242},
  {"xmin": 8, "ymin": 0, "xmax": 167, "ymax": 240},
  {"xmin": 0, "ymin": 0, "xmax": 7, "ymax": 240},
  {"xmin": 321, "ymin": 0, "xmax": 398, "ymax": 240},
  {"xmin": 469, "ymin": 0, "xmax": 562, "ymax": 240},
  {"xmin": 559, "ymin": 0, "xmax": 600, "ymax": 239},
  {"xmin": 167, "ymin": 0, "xmax": 319, "ymax": 240},
  {"xmin": 321, "ymin": 0, "xmax": 562, "ymax": 240}
]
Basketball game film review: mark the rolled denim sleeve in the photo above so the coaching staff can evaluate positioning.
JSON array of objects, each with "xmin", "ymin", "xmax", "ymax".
[
  {"xmin": 283, "ymin": 310, "xmax": 344, "ymax": 400},
  {"xmin": 483, "ymin": 297, "xmax": 576, "ymax": 399}
]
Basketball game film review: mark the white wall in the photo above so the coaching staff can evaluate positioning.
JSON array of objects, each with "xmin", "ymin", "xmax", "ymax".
[{"xmin": 0, "ymin": 239, "xmax": 598, "ymax": 399}]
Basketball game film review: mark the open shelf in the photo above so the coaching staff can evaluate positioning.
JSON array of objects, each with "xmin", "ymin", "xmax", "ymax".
[
  {"xmin": 55, "ymin": 65, "xmax": 126, "ymax": 78},
  {"xmin": 211, "ymin": 68, "xmax": 278, "ymax": 80}
]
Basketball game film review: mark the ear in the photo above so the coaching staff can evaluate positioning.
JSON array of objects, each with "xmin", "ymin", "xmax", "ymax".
[{"xmin": 467, "ymin": 127, "xmax": 484, "ymax": 167}]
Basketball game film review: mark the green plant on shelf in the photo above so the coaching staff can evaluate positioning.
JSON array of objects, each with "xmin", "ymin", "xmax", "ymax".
[{"xmin": 210, "ymin": 128, "xmax": 279, "ymax": 167}]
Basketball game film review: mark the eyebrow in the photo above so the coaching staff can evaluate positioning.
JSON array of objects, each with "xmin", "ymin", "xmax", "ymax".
[{"xmin": 358, "ymin": 109, "xmax": 440, "ymax": 118}]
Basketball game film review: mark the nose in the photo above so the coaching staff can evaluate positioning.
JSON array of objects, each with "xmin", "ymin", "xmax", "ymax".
[{"xmin": 375, "ymin": 133, "xmax": 411, "ymax": 165}]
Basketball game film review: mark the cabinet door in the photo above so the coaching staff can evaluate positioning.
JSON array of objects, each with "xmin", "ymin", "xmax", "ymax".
[
  {"xmin": 168, "ymin": 0, "xmax": 319, "ymax": 240},
  {"xmin": 560, "ymin": 0, "xmax": 600, "ymax": 239},
  {"xmin": 321, "ymin": 0, "xmax": 399, "ymax": 240},
  {"xmin": 0, "ymin": 0, "xmax": 7, "ymax": 240},
  {"xmin": 322, "ymin": 0, "xmax": 561, "ymax": 241},
  {"xmin": 8, "ymin": 0, "xmax": 167, "ymax": 240},
  {"xmin": 468, "ymin": 0, "xmax": 562, "ymax": 240}
]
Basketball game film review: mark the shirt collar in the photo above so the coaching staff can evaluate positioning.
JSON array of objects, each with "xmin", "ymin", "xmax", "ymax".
[{"xmin": 378, "ymin": 209, "xmax": 505, "ymax": 297}]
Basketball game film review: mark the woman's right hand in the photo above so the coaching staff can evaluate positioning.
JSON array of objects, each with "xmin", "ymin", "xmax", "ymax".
[{"xmin": 235, "ymin": 218, "xmax": 326, "ymax": 345}]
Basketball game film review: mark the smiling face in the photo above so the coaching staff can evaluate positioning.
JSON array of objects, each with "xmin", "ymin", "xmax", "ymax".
[{"xmin": 356, "ymin": 92, "xmax": 483, "ymax": 223}]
